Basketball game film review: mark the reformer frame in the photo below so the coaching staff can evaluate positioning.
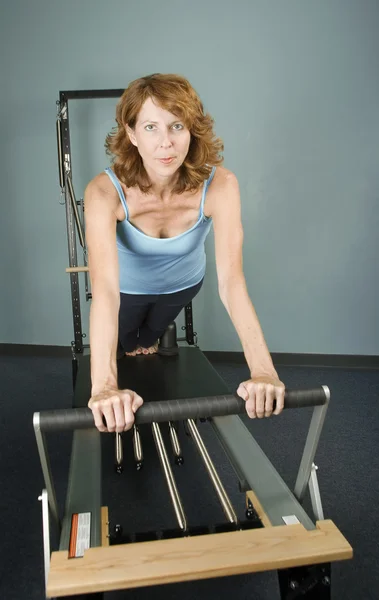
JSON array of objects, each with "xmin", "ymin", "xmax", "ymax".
[
  {"xmin": 34, "ymin": 89, "xmax": 353, "ymax": 599},
  {"xmin": 34, "ymin": 351, "xmax": 352, "ymax": 599}
]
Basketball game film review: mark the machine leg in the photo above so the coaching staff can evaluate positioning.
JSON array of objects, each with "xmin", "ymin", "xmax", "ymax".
[{"xmin": 277, "ymin": 563, "xmax": 331, "ymax": 599}]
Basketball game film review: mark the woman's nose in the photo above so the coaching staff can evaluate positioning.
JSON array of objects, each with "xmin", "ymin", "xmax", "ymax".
[{"xmin": 160, "ymin": 129, "xmax": 173, "ymax": 147}]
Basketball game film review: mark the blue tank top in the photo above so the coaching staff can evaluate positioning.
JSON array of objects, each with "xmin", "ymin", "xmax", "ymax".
[{"xmin": 104, "ymin": 166, "xmax": 216, "ymax": 294}]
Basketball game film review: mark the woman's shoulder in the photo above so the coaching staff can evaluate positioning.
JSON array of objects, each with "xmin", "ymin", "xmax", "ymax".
[
  {"xmin": 86, "ymin": 169, "xmax": 114, "ymax": 192},
  {"xmin": 204, "ymin": 165, "xmax": 241, "ymax": 216},
  {"xmin": 209, "ymin": 165, "xmax": 238, "ymax": 192},
  {"xmin": 84, "ymin": 170, "xmax": 120, "ymax": 211},
  {"xmin": 87, "ymin": 169, "xmax": 126, "ymax": 198}
]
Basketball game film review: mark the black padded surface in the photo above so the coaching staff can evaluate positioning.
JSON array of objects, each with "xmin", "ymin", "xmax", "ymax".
[{"xmin": 74, "ymin": 347, "xmax": 231, "ymax": 408}]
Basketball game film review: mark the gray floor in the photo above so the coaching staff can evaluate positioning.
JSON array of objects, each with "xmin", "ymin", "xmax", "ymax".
[{"xmin": 0, "ymin": 353, "xmax": 378, "ymax": 599}]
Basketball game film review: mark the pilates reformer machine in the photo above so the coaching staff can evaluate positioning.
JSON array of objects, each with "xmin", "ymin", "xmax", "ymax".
[{"xmin": 33, "ymin": 89, "xmax": 352, "ymax": 600}]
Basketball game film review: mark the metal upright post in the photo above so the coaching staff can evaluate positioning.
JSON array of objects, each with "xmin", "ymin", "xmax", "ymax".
[
  {"xmin": 33, "ymin": 414, "xmax": 61, "ymax": 530},
  {"xmin": 293, "ymin": 387, "xmax": 330, "ymax": 503},
  {"xmin": 58, "ymin": 93, "xmax": 83, "ymax": 353},
  {"xmin": 184, "ymin": 302, "xmax": 195, "ymax": 345}
]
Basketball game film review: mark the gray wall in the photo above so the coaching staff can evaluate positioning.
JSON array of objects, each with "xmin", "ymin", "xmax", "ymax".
[{"xmin": 1, "ymin": 0, "xmax": 378, "ymax": 354}]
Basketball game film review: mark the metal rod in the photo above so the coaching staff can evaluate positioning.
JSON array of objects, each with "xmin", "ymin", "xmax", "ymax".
[
  {"xmin": 37, "ymin": 389, "xmax": 330, "ymax": 432},
  {"xmin": 115, "ymin": 432, "xmax": 123, "ymax": 467},
  {"xmin": 80, "ymin": 196, "xmax": 91, "ymax": 299},
  {"xmin": 294, "ymin": 386, "xmax": 330, "ymax": 502},
  {"xmin": 168, "ymin": 422, "xmax": 183, "ymax": 464},
  {"xmin": 309, "ymin": 464, "xmax": 324, "ymax": 521},
  {"xmin": 151, "ymin": 422, "xmax": 187, "ymax": 532},
  {"xmin": 61, "ymin": 89, "xmax": 125, "ymax": 100},
  {"xmin": 66, "ymin": 175, "xmax": 86, "ymax": 249},
  {"xmin": 133, "ymin": 425, "xmax": 143, "ymax": 468},
  {"xmin": 56, "ymin": 118, "xmax": 64, "ymax": 189},
  {"xmin": 33, "ymin": 414, "xmax": 61, "ymax": 531},
  {"xmin": 38, "ymin": 489, "xmax": 51, "ymax": 598},
  {"xmin": 186, "ymin": 419, "xmax": 239, "ymax": 525}
]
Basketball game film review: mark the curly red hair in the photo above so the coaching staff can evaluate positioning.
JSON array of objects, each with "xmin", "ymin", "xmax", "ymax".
[{"xmin": 105, "ymin": 73, "xmax": 224, "ymax": 194}]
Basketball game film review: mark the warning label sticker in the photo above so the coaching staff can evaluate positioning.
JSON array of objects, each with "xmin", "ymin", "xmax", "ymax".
[
  {"xmin": 69, "ymin": 512, "xmax": 91, "ymax": 558},
  {"xmin": 282, "ymin": 515, "xmax": 300, "ymax": 525}
]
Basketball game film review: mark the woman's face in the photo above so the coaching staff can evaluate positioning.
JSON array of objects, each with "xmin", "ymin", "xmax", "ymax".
[{"xmin": 127, "ymin": 97, "xmax": 191, "ymax": 176}]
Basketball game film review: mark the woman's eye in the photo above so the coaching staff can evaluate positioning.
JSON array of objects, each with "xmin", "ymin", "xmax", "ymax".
[{"xmin": 144, "ymin": 123, "xmax": 183, "ymax": 131}]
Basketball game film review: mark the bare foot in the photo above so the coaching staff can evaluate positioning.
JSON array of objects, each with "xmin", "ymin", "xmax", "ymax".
[
  {"xmin": 125, "ymin": 349, "xmax": 138, "ymax": 356},
  {"xmin": 138, "ymin": 341, "xmax": 159, "ymax": 355}
]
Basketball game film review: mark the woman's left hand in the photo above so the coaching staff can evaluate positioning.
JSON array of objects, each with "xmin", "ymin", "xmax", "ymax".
[{"xmin": 237, "ymin": 374, "xmax": 285, "ymax": 418}]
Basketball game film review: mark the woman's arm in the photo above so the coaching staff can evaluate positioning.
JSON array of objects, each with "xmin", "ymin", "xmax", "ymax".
[
  {"xmin": 84, "ymin": 179, "xmax": 143, "ymax": 433},
  {"xmin": 210, "ymin": 170, "xmax": 285, "ymax": 417},
  {"xmin": 84, "ymin": 180, "xmax": 120, "ymax": 394}
]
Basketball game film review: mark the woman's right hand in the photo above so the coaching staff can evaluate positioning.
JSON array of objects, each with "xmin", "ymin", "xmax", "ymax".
[{"xmin": 88, "ymin": 387, "xmax": 144, "ymax": 433}]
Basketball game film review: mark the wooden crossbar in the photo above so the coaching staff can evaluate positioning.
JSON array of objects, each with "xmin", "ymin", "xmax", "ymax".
[
  {"xmin": 66, "ymin": 266, "xmax": 89, "ymax": 273},
  {"xmin": 47, "ymin": 519, "xmax": 352, "ymax": 597}
]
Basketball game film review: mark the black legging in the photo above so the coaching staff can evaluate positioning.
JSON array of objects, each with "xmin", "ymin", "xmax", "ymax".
[{"xmin": 118, "ymin": 279, "xmax": 204, "ymax": 352}]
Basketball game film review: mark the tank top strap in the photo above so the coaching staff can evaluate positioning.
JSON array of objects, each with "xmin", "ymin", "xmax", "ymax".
[
  {"xmin": 200, "ymin": 166, "xmax": 216, "ymax": 216},
  {"xmin": 105, "ymin": 166, "xmax": 216, "ymax": 221},
  {"xmin": 104, "ymin": 167, "xmax": 129, "ymax": 219}
]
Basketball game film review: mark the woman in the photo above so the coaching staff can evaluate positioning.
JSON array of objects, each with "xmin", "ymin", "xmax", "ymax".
[{"xmin": 85, "ymin": 73, "xmax": 285, "ymax": 433}]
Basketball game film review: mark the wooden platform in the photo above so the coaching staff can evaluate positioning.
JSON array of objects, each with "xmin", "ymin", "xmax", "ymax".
[{"xmin": 47, "ymin": 518, "xmax": 352, "ymax": 597}]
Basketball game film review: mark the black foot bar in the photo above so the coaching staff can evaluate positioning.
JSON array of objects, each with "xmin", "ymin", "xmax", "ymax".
[{"xmin": 34, "ymin": 387, "xmax": 329, "ymax": 433}]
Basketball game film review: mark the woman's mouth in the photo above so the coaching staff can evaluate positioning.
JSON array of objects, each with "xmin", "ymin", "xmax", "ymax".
[{"xmin": 158, "ymin": 157, "xmax": 175, "ymax": 164}]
